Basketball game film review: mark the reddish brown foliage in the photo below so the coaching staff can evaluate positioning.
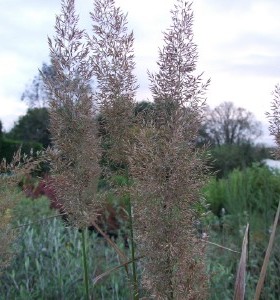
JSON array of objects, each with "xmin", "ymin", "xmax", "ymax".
[{"xmin": 22, "ymin": 176, "xmax": 128, "ymax": 245}]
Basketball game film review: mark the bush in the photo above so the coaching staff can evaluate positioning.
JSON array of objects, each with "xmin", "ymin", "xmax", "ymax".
[
  {"xmin": 210, "ymin": 143, "xmax": 271, "ymax": 178},
  {"xmin": 204, "ymin": 164, "xmax": 280, "ymax": 217}
]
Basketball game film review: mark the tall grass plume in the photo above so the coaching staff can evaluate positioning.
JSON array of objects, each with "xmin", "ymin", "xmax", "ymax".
[{"xmin": 128, "ymin": 1, "xmax": 210, "ymax": 298}]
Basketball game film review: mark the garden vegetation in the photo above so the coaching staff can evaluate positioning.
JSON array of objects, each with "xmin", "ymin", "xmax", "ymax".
[{"xmin": 0, "ymin": 0, "xmax": 279, "ymax": 299}]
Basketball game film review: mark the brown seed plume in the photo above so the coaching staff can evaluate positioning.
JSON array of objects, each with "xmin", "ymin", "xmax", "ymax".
[
  {"xmin": 89, "ymin": 0, "xmax": 138, "ymax": 166},
  {"xmin": 128, "ymin": 1, "xmax": 210, "ymax": 298},
  {"xmin": 267, "ymin": 84, "xmax": 280, "ymax": 158},
  {"xmin": 43, "ymin": 0, "xmax": 101, "ymax": 228}
]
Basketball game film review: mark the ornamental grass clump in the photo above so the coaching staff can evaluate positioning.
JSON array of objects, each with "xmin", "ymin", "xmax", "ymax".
[
  {"xmin": 42, "ymin": 0, "xmax": 210, "ymax": 298},
  {"xmin": 128, "ymin": 1, "xmax": 210, "ymax": 298},
  {"xmin": 43, "ymin": 0, "xmax": 102, "ymax": 229}
]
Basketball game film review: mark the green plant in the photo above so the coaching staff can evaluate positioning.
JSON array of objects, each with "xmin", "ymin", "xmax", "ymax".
[
  {"xmin": 204, "ymin": 165, "xmax": 280, "ymax": 299},
  {"xmin": 0, "ymin": 138, "xmax": 42, "ymax": 163},
  {"xmin": 0, "ymin": 150, "xmax": 44, "ymax": 274},
  {"xmin": 0, "ymin": 214, "xmax": 131, "ymax": 299}
]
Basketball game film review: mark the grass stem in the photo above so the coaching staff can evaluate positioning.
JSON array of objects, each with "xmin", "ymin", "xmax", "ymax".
[
  {"xmin": 81, "ymin": 229, "xmax": 90, "ymax": 300},
  {"xmin": 127, "ymin": 196, "xmax": 139, "ymax": 299}
]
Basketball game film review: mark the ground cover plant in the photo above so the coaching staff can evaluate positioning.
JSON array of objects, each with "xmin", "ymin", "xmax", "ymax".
[
  {"xmin": 0, "ymin": 196, "xmax": 131, "ymax": 299},
  {"xmin": 0, "ymin": 168, "xmax": 279, "ymax": 299}
]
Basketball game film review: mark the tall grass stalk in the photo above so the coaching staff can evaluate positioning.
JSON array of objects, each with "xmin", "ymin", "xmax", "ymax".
[
  {"xmin": 81, "ymin": 230, "xmax": 90, "ymax": 300},
  {"xmin": 89, "ymin": 0, "xmax": 139, "ymax": 296},
  {"xmin": 127, "ymin": 196, "xmax": 139, "ymax": 299},
  {"xmin": 129, "ymin": 1, "xmax": 210, "ymax": 298},
  {"xmin": 43, "ymin": 1, "xmax": 102, "ymax": 297},
  {"xmin": 234, "ymin": 223, "xmax": 249, "ymax": 300}
]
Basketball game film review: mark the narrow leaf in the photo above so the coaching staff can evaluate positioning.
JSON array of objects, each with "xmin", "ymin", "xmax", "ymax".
[
  {"xmin": 91, "ymin": 220, "xmax": 129, "ymax": 275},
  {"xmin": 92, "ymin": 255, "xmax": 144, "ymax": 285},
  {"xmin": 234, "ymin": 223, "xmax": 249, "ymax": 300}
]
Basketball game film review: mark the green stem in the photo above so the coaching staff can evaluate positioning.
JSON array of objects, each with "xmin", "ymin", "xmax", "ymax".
[
  {"xmin": 127, "ymin": 196, "xmax": 139, "ymax": 299},
  {"xmin": 82, "ymin": 229, "xmax": 90, "ymax": 300}
]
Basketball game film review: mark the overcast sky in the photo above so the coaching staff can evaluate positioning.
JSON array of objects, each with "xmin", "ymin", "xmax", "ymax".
[{"xmin": 1, "ymin": 0, "xmax": 280, "ymax": 145}]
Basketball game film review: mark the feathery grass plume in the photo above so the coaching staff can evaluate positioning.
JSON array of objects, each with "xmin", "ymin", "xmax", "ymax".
[
  {"xmin": 89, "ymin": 0, "xmax": 138, "ymax": 166},
  {"xmin": 128, "ymin": 1, "xmax": 210, "ymax": 298},
  {"xmin": 43, "ymin": 0, "xmax": 101, "ymax": 228},
  {"xmin": 89, "ymin": 1, "xmax": 139, "ymax": 297},
  {"xmin": 267, "ymin": 84, "xmax": 280, "ymax": 158},
  {"xmin": 0, "ymin": 150, "xmax": 43, "ymax": 273}
]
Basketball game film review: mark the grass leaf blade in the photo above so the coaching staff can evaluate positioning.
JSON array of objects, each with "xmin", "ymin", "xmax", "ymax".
[{"xmin": 234, "ymin": 223, "xmax": 249, "ymax": 300}]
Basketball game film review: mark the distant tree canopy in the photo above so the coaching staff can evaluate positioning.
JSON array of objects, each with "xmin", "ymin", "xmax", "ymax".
[
  {"xmin": 210, "ymin": 143, "xmax": 271, "ymax": 178},
  {"xmin": 200, "ymin": 101, "xmax": 262, "ymax": 147},
  {"xmin": 0, "ymin": 120, "xmax": 3, "ymax": 152},
  {"xmin": 7, "ymin": 108, "xmax": 51, "ymax": 148},
  {"xmin": 0, "ymin": 117, "xmax": 43, "ymax": 163},
  {"xmin": 0, "ymin": 120, "xmax": 2, "ymax": 138},
  {"xmin": 194, "ymin": 101, "xmax": 271, "ymax": 178}
]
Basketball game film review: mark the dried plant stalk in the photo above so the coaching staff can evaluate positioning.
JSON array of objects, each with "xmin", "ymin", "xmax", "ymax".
[
  {"xmin": 128, "ymin": 1, "xmax": 210, "ymax": 298},
  {"xmin": 44, "ymin": 0, "xmax": 101, "ymax": 228},
  {"xmin": 234, "ymin": 223, "xmax": 249, "ymax": 300}
]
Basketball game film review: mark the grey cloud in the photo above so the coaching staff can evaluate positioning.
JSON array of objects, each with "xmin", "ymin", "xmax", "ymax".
[
  {"xmin": 215, "ymin": 54, "xmax": 280, "ymax": 77},
  {"xmin": 226, "ymin": 33, "xmax": 280, "ymax": 54},
  {"xmin": 210, "ymin": 31, "xmax": 280, "ymax": 77},
  {"xmin": 204, "ymin": 0, "xmax": 280, "ymax": 12},
  {"xmin": 202, "ymin": 0, "xmax": 254, "ymax": 12}
]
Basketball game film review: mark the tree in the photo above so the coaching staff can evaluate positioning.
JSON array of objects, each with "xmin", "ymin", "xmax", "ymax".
[
  {"xmin": 210, "ymin": 143, "xmax": 270, "ymax": 178},
  {"xmin": 0, "ymin": 120, "xmax": 2, "ymax": 138},
  {"xmin": 7, "ymin": 108, "xmax": 51, "ymax": 148},
  {"xmin": 21, "ymin": 63, "xmax": 55, "ymax": 108},
  {"xmin": 0, "ymin": 120, "xmax": 3, "ymax": 154},
  {"xmin": 202, "ymin": 101, "xmax": 262, "ymax": 146}
]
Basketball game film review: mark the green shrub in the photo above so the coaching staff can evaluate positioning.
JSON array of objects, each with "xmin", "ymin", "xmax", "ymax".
[
  {"xmin": 210, "ymin": 144, "xmax": 271, "ymax": 178},
  {"xmin": 204, "ymin": 164, "xmax": 280, "ymax": 218},
  {"xmin": 0, "ymin": 138, "xmax": 42, "ymax": 163},
  {"xmin": 204, "ymin": 165, "xmax": 280, "ymax": 299}
]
